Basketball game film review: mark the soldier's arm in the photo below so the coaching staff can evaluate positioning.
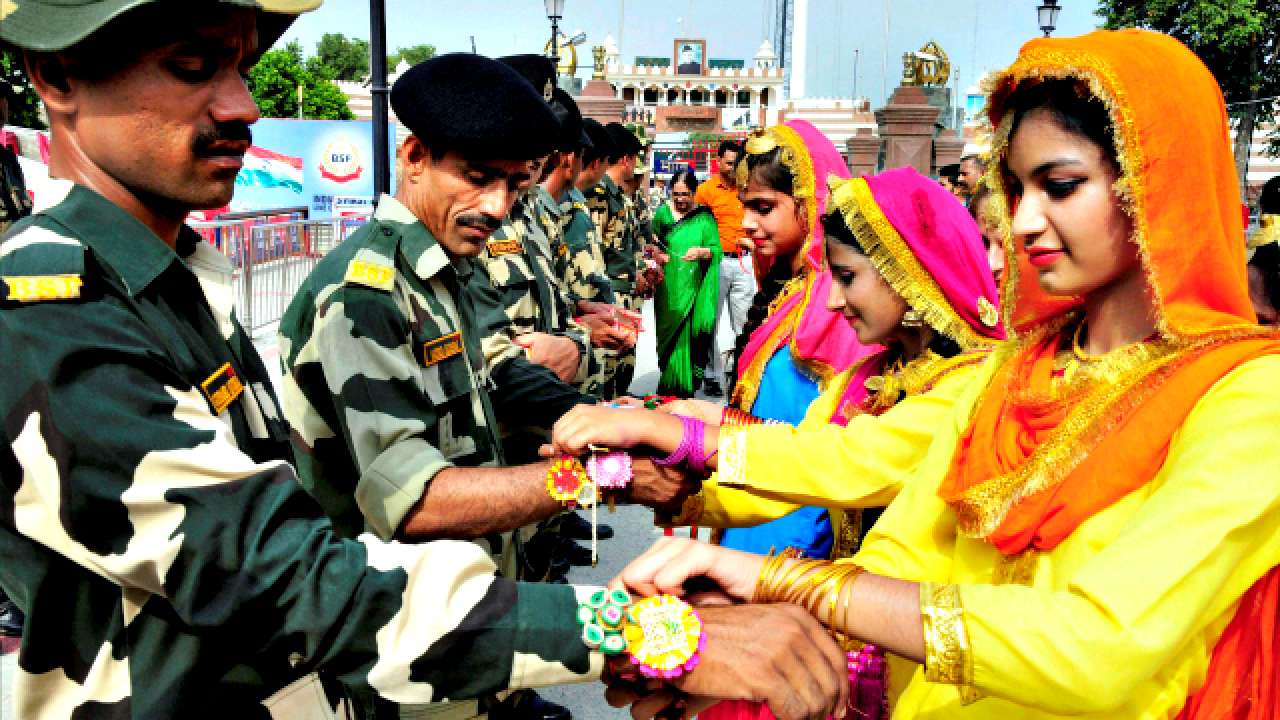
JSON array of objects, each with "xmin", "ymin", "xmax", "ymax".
[
  {"xmin": 468, "ymin": 263, "xmax": 593, "ymax": 424},
  {"xmin": 294, "ymin": 282, "xmax": 575, "ymax": 542},
  {"xmin": 1, "ymin": 293, "xmax": 599, "ymax": 700}
]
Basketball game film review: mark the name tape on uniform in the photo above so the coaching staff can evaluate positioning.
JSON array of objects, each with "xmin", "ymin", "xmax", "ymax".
[
  {"xmin": 201, "ymin": 362, "xmax": 245, "ymax": 415},
  {"xmin": 423, "ymin": 331, "xmax": 464, "ymax": 367},
  {"xmin": 486, "ymin": 239, "xmax": 522, "ymax": 257},
  {"xmin": 4, "ymin": 274, "xmax": 83, "ymax": 302},
  {"xmin": 345, "ymin": 260, "xmax": 396, "ymax": 291}
]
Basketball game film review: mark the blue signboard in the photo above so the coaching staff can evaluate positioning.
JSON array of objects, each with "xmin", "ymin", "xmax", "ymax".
[{"xmin": 230, "ymin": 118, "xmax": 396, "ymax": 218}]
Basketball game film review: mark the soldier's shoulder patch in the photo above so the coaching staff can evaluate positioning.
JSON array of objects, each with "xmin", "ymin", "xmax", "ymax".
[
  {"xmin": 422, "ymin": 330, "xmax": 464, "ymax": 367},
  {"xmin": 2, "ymin": 274, "xmax": 83, "ymax": 302},
  {"xmin": 486, "ymin": 238, "xmax": 522, "ymax": 257},
  {"xmin": 557, "ymin": 242, "xmax": 568, "ymax": 257},
  {"xmin": 344, "ymin": 258, "xmax": 396, "ymax": 291}
]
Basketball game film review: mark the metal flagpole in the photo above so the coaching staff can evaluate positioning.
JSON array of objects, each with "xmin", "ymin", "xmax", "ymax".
[{"xmin": 370, "ymin": 0, "xmax": 390, "ymax": 199}]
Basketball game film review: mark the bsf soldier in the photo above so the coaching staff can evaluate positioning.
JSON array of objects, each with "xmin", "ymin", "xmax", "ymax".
[
  {"xmin": 0, "ymin": 6, "xmax": 849, "ymax": 718},
  {"xmin": 0, "ymin": 4, "xmax": 598, "ymax": 716},
  {"xmin": 585, "ymin": 123, "xmax": 647, "ymax": 396},
  {"xmin": 543, "ymin": 118, "xmax": 638, "ymax": 393}
]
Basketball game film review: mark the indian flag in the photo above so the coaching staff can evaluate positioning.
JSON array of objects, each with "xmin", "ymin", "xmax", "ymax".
[{"xmin": 236, "ymin": 145, "xmax": 304, "ymax": 193}]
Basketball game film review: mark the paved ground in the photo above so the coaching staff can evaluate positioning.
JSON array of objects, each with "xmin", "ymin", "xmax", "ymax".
[{"xmin": 0, "ymin": 298, "xmax": 731, "ymax": 719}]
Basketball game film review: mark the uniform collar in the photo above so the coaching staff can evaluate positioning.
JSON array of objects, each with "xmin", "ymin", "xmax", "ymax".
[
  {"xmin": 533, "ymin": 186, "xmax": 564, "ymax": 219},
  {"xmin": 373, "ymin": 194, "xmax": 452, "ymax": 282},
  {"xmin": 562, "ymin": 186, "xmax": 586, "ymax": 203},
  {"xmin": 46, "ymin": 184, "xmax": 193, "ymax": 297},
  {"xmin": 600, "ymin": 174, "xmax": 622, "ymax": 198}
]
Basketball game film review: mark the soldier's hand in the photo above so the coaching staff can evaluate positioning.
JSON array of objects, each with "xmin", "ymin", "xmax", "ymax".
[
  {"xmin": 608, "ymin": 605, "xmax": 849, "ymax": 720},
  {"xmin": 629, "ymin": 456, "xmax": 700, "ymax": 515},
  {"xmin": 516, "ymin": 333, "xmax": 581, "ymax": 383},
  {"xmin": 578, "ymin": 314, "xmax": 632, "ymax": 350},
  {"xmin": 634, "ymin": 274, "xmax": 652, "ymax": 296}
]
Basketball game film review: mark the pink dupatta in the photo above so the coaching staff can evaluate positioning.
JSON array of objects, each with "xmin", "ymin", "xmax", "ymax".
[{"xmin": 732, "ymin": 120, "xmax": 872, "ymax": 411}]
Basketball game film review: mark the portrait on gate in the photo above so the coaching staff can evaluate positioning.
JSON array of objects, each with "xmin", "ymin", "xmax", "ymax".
[{"xmin": 674, "ymin": 39, "xmax": 705, "ymax": 75}]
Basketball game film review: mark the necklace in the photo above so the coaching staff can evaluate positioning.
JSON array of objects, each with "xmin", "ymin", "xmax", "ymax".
[{"xmin": 1071, "ymin": 322, "xmax": 1103, "ymax": 363}]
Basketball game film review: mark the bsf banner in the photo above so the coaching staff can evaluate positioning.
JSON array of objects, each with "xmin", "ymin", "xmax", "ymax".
[{"xmin": 231, "ymin": 119, "xmax": 396, "ymax": 218}]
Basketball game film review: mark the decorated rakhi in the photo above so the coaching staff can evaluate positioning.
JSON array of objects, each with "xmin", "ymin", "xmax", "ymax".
[
  {"xmin": 578, "ymin": 588, "xmax": 634, "ymax": 656},
  {"xmin": 641, "ymin": 394, "xmax": 678, "ymax": 410},
  {"xmin": 546, "ymin": 456, "xmax": 596, "ymax": 509},
  {"xmin": 587, "ymin": 449, "xmax": 632, "ymax": 491},
  {"xmin": 623, "ymin": 595, "xmax": 704, "ymax": 679}
]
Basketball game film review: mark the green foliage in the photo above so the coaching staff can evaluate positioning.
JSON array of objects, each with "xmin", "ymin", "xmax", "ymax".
[
  {"xmin": 1096, "ymin": 0, "xmax": 1278, "ymax": 153},
  {"xmin": 249, "ymin": 41, "xmax": 354, "ymax": 120},
  {"xmin": 0, "ymin": 48, "xmax": 45, "ymax": 129},
  {"xmin": 387, "ymin": 44, "xmax": 437, "ymax": 70},
  {"xmin": 315, "ymin": 33, "xmax": 370, "ymax": 82}
]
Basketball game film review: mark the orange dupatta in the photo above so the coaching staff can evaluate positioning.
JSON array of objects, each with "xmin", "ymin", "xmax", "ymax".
[{"xmin": 935, "ymin": 30, "xmax": 1280, "ymax": 718}]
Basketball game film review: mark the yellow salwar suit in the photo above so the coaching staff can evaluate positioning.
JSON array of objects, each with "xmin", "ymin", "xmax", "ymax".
[{"xmin": 845, "ymin": 30, "xmax": 1280, "ymax": 718}]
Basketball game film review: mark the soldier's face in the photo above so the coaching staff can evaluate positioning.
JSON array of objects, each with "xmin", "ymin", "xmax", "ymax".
[
  {"xmin": 401, "ymin": 141, "xmax": 531, "ymax": 257},
  {"xmin": 35, "ymin": 8, "xmax": 260, "ymax": 214}
]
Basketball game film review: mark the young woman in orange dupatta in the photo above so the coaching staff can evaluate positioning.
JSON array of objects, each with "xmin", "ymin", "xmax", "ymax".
[{"xmin": 608, "ymin": 29, "xmax": 1280, "ymax": 719}]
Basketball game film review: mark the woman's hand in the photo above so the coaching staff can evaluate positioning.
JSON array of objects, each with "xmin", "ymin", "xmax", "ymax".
[
  {"xmin": 611, "ymin": 537, "xmax": 766, "ymax": 603},
  {"xmin": 547, "ymin": 405, "xmax": 677, "ymax": 455},
  {"xmin": 680, "ymin": 247, "xmax": 712, "ymax": 262},
  {"xmin": 659, "ymin": 398, "xmax": 723, "ymax": 426}
]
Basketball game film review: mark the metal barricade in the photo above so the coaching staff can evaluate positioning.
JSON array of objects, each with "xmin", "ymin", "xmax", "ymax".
[{"xmin": 190, "ymin": 215, "xmax": 369, "ymax": 331}]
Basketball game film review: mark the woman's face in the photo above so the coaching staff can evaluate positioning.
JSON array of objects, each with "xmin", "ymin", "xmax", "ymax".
[
  {"xmin": 971, "ymin": 197, "xmax": 1006, "ymax": 282},
  {"xmin": 741, "ymin": 177, "xmax": 807, "ymax": 266},
  {"xmin": 671, "ymin": 179, "xmax": 694, "ymax": 213},
  {"xmin": 1005, "ymin": 108, "xmax": 1137, "ymax": 299},
  {"xmin": 825, "ymin": 238, "xmax": 909, "ymax": 345}
]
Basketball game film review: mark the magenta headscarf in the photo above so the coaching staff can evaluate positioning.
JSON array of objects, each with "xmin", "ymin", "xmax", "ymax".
[
  {"xmin": 826, "ymin": 166, "xmax": 1005, "ymax": 424},
  {"xmin": 732, "ymin": 120, "xmax": 872, "ymax": 411}
]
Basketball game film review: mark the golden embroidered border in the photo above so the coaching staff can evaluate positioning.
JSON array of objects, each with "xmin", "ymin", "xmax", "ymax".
[
  {"xmin": 920, "ymin": 582, "xmax": 974, "ymax": 686},
  {"xmin": 715, "ymin": 425, "xmax": 752, "ymax": 488},
  {"xmin": 950, "ymin": 324, "xmax": 1280, "ymax": 539},
  {"xmin": 830, "ymin": 177, "xmax": 993, "ymax": 351}
]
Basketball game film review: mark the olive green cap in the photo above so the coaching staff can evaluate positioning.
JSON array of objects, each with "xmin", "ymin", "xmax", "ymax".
[{"xmin": 0, "ymin": 0, "xmax": 322, "ymax": 53}]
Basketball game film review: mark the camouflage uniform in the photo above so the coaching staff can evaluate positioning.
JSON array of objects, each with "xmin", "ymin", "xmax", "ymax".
[
  {"xmin": 0, "ymin": 183, "xmax": 598, "ymax": 718},
  {"xmin": 556, "ymin": 186, "xmax": 615, "ymax": 307},
  {"xmin": 586, "ymin": 175, "xmax": 643, "ymax": 396}
]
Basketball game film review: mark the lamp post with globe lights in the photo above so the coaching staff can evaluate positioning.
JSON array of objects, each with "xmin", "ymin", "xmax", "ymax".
[{"xmin": 545, "ymin": 0, "xmax": 566, "ymax": 73}]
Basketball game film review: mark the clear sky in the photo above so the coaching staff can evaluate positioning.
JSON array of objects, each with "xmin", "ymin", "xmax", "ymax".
[{"xmin": 281, "ymin": 0, "xmax": 1103, "ymax": 107}]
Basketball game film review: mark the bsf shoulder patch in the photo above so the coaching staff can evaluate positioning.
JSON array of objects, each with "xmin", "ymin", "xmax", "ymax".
[
  {"xmin": 423, "ymin": 331, "xmax": 465, "ymax": 367},
  {"xmin": 201, "ymin": 361, "xmax": 244, "ymax": 415},
  {"xmin": 345, "ymin": 259, "xmax": 396, "ymax": 291},
  {"xmin": 487, "ymin": 239, "xmax": 522, "ymax": 257},
  {"xmin": 3, "ymin": 274, "xmax": 83, "ymax": 302}
]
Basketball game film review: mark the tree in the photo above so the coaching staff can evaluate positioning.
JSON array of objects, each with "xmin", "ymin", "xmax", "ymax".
[
  {"xmin": 1, "ymin": 48, "xmax": 45, "ymax": 129},
  {"xmin": 387, "ymin": 44, "xmax": 437, "ymax": 71},
  {"xmin": 315, "ymin": 32, "xmax": 370, "ymax": 82},
  {"xmin": 248, "ymin": 41, "xmax": 354, "ymax": 120},
  {"xmin": 1096, "ymin": 0, "xmax": 1280, "ymax": 198}
]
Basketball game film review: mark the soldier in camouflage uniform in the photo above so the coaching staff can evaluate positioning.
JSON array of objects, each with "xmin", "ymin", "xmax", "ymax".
[
  {"xmin": 585, "ymin": 124, "xmax": 648, "ymax": 397},
  {"xmin": 0, "ymin": 6, "xmax": 857, "ymax": 719},
  {"xmin": 0, "ymin": 6, "xmax": 604, "ymax": 717}
]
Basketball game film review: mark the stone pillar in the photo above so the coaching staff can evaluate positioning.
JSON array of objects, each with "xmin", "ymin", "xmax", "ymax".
[
  {"xmin": 846, "ymin": 127, "xmax": 880, "ymax": 178},
  {"xmin": 874, "ymin": 85, "xmax": 941, "ymax": 174},
  {"xmin": 933, "ymin": 128, "xmax": 966, "ymax": 176},
  {"xmin": 575, "ymin": 79, "xmax": 627, "ymax": 125}
]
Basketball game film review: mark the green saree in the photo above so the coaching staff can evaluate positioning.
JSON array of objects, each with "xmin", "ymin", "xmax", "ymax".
[{"xmin": 652, "ymin": 203, "xmax": 722, "ymax": 396}]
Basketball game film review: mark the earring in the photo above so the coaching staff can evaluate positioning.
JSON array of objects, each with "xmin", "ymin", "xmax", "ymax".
[{"xmin": 901, "ymin": 310, "xmax": 924, "ymax": 328}]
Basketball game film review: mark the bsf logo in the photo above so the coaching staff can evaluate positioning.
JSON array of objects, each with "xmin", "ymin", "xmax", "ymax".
[{"xmin": 319, "ymin": 139, "xmax": 363, "ymax": 183}]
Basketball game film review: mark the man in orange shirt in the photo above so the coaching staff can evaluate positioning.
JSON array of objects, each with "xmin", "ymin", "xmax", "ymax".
[{"xmin": 695, "ymin": 140, "xmax": 753, "ymax": 397}]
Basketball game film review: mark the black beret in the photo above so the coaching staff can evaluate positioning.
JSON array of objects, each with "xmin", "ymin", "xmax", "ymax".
[
  {"xmin": 391, "ymin": 53, "xmax": 559, "ymax": 160},
  {"xmin": 604, "ymin": 122, "xmax": 643, "ymax": 157},
  {"xmin": 499, "ymin": 54, "xmax": 557, "ymax": 104},
  {"xmin": 550, "ymin": 88, "xmax": 590, "ymax": 152},
  {"xmin": 582, "ymin": 118, "xmax": 614, "ymax": 159}
]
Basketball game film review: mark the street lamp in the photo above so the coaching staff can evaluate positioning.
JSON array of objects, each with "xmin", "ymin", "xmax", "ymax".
[
  {"xmin": 545, "ymin": 0, "xmax": 565, "ymax": 73},
  {"xmin": 1037, "ymin": 0, "xmax": 1061, "ymax": 37}
]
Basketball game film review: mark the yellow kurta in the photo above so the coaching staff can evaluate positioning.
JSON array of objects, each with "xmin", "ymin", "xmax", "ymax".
[
  {"xmin": 689, "ymin": 359, "xmax": 984, "ymax": 529},
  {"xmin": 853, "ymin": 353, "xmax": 1280, "ymax": 718}
]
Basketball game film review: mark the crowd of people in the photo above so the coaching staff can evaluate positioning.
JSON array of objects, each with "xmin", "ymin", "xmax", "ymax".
[{"xmin": 2, "ymin": 2, "xmax": 1280, "ymax": 719}]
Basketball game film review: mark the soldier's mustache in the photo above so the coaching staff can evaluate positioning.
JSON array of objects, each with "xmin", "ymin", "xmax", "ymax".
[
  {"xmin": 456, "ymin": 214, "xmax": 502, "ymax": 232},
  {"xmin": 194, "ymin": 122, "xmax": 253, "ymax": 157}
]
